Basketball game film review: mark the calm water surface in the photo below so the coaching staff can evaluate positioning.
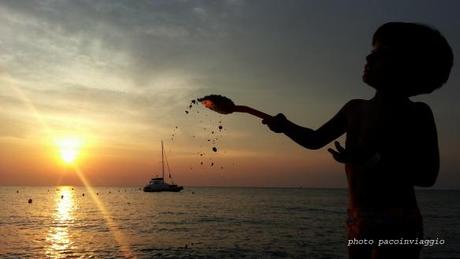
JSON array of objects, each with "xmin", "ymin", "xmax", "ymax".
[{"xmin": 0, "ymin": 187, "xmax": 459, "ymax": 258}]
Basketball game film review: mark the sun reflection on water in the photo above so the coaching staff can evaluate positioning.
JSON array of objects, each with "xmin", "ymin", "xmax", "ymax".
[{"xmin": 45, "ymin": 186, "xmax": 74, "ymax": 258}]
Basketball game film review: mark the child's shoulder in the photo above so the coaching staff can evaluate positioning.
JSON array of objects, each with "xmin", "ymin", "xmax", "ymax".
[
  {"xmin": 411, "ymin": 101, "xmax": 435, "ymax": 121},
  {"xmin": 346, "ymin": 99, "xmax": 368, "ymax": 106},
  {"xmin": 412, "ymin": 101, "xmax": 433, "ymax": 113},
  {"xmin": 340, "ymin": 99, "xmax": 434, "ymax": 120},
  {"xmin": 342, "ymin": 99, "xmax": 367, "ymax": 113}
]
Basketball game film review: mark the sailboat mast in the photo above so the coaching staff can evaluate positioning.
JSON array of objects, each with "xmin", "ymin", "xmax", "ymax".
[{"xmin": 161, "ymin": 140, "xmax": 165, "ymax": 179}]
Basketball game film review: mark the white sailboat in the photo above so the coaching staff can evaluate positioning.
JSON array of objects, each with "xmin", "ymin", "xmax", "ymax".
[{"xmin": 143, "ymin": 141, "xmax": 183, "ymax": 192}]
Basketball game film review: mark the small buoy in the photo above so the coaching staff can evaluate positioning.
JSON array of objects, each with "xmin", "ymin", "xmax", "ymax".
[
  {"xmin": 16, "ymin": 190, "xmax": 19, "ymax": 194},
  {"xmin": 191, "ymin": 191, "xmax": 195, "ymax": 194},
  {"xmin": 82, "ymin": 193, "xmax": 85, "ymax": 197},
  {"xmin": 28, "ymin": 198, "xmax": 32, "ymax": 204},
  {"xmin": 96, "ymin": 192, "xmax": 99, "ymax": 195},
  {"xmin": 61, "ymin": 195, "xmax": 64, "ymax": 199}
]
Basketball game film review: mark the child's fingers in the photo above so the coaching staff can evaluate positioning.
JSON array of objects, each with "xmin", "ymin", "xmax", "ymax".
[
  {"xmin": 327, "ymin": 148, "xmax": 337, "ymax": 156},
  {"xmin": 334, "ymin": 141, "xmax": 346, "ymax": 152},
  {"xmin": 328, "ymin": 148, "xmax": 340, "ymax": 159},
  {"xmin": 262, "ymin": 117, "xmax": 275, "ymax": 125},
  {"xmin": 328, "ymin": 148, "xmax": 346, "ymax": 163}
]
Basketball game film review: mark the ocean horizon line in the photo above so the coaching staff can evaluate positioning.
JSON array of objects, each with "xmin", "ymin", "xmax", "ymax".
[{"xmin": 2, "ymin": 185, "xmax": 459, "ymax": 191}]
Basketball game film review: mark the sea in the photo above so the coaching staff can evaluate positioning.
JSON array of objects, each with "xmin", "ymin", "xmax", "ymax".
[{"xmin": 1, "ymin": 187, "xmax": 459, "ymax": 258}]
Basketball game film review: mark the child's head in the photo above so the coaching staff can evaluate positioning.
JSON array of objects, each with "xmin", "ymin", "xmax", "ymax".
[{"xmin": 363, "ymin": 22, "xmax": 453, "ymax": 97}]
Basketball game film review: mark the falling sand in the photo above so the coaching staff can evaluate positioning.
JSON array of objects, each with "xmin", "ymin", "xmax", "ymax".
[{"xmin": 181, "ymin": 96, "xmax": 267, "ymax": 170}]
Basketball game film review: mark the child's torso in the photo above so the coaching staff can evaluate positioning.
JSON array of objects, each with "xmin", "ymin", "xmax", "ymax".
[{"xmin": 344, "ymin": 99, "xmax": 419, "ymax": 210}]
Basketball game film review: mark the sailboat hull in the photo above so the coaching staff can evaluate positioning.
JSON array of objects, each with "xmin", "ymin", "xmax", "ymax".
[{"xmin": 143, "ymin": 185, "xmax": 183, "ymax": 192}]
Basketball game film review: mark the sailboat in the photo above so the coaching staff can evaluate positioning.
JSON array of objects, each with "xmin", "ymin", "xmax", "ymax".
[{"xmin": 143, "ymin": 141, "xmax": 184, "ymax": 192}]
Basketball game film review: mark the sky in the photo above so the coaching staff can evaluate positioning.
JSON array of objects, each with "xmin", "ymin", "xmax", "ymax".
[{"xmin": 0, "ymin": 0, "xmax": 459, "ymax": 188}]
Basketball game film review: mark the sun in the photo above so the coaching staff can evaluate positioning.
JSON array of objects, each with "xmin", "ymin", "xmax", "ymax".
[{"xmin": 55, "ymin": 137, "xmax": 83, "ymax": 164}]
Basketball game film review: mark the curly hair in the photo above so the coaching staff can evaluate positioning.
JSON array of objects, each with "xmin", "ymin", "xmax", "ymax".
[{"xmin": 372, "ymin": 22, "xmax": 453, "ymax": 96}]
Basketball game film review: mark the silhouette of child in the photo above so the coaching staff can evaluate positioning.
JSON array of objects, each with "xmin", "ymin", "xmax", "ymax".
[{"xmin": 262, "ymin": 22, "xmax": 453, "ymax": 259}]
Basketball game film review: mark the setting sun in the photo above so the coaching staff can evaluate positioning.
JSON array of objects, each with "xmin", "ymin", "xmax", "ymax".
[{"xmin": 54, "ymin": 137, "xmax": 83, "ymax": 164}]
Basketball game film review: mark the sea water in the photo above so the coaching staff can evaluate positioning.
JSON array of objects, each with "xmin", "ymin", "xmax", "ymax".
[{"xmin": 0, "ymin": 187, "xmax": 459, "ymax": 258}]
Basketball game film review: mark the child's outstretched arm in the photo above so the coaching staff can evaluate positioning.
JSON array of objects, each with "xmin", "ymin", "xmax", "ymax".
[{"xmin": 262, "ymin": 100, "xmax": 359, "ymax": 150}]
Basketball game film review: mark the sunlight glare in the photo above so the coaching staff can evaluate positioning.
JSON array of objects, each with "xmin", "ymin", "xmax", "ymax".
[
  {"xmin": 45, "ymin": 186, "xmax": 74, "ymax": 257},
  {"xmin": 55, "ymin": 137, "xmax": 83, "ymax": 164}
]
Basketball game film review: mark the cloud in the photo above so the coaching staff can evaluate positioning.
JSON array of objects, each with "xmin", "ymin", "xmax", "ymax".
[
  {"xmin": 0, "ymin": 113, "xmax": 30, "ymax": 139},
  {"xmin": 0, "ymin": 0, "xmax": 248, "ymax": 86}
]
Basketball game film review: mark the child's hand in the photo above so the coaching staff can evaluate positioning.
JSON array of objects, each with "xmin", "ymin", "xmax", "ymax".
[
  {"xmin": 262, "ymin": 113, "xmax": 288, "ymax": 133},
  {"xmin": 328, "ymin": 141, "xmax": 381, "ymax": 167},
  {"xmin": 327, "ymin": 141, "xmax": 348, "ymax": 163}
]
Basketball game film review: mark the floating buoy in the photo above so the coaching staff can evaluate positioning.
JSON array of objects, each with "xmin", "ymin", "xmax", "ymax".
[
  {"xmin": 28, "ymin": 198, "xmax": 32, "ymax": 204},
  {"xmin": 61, "ymin": 195, "xmax": 64, "ymax": 199},
  {"xmin": 82, "ymin": 193, "xmax": 85, "ymax": 197}
]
